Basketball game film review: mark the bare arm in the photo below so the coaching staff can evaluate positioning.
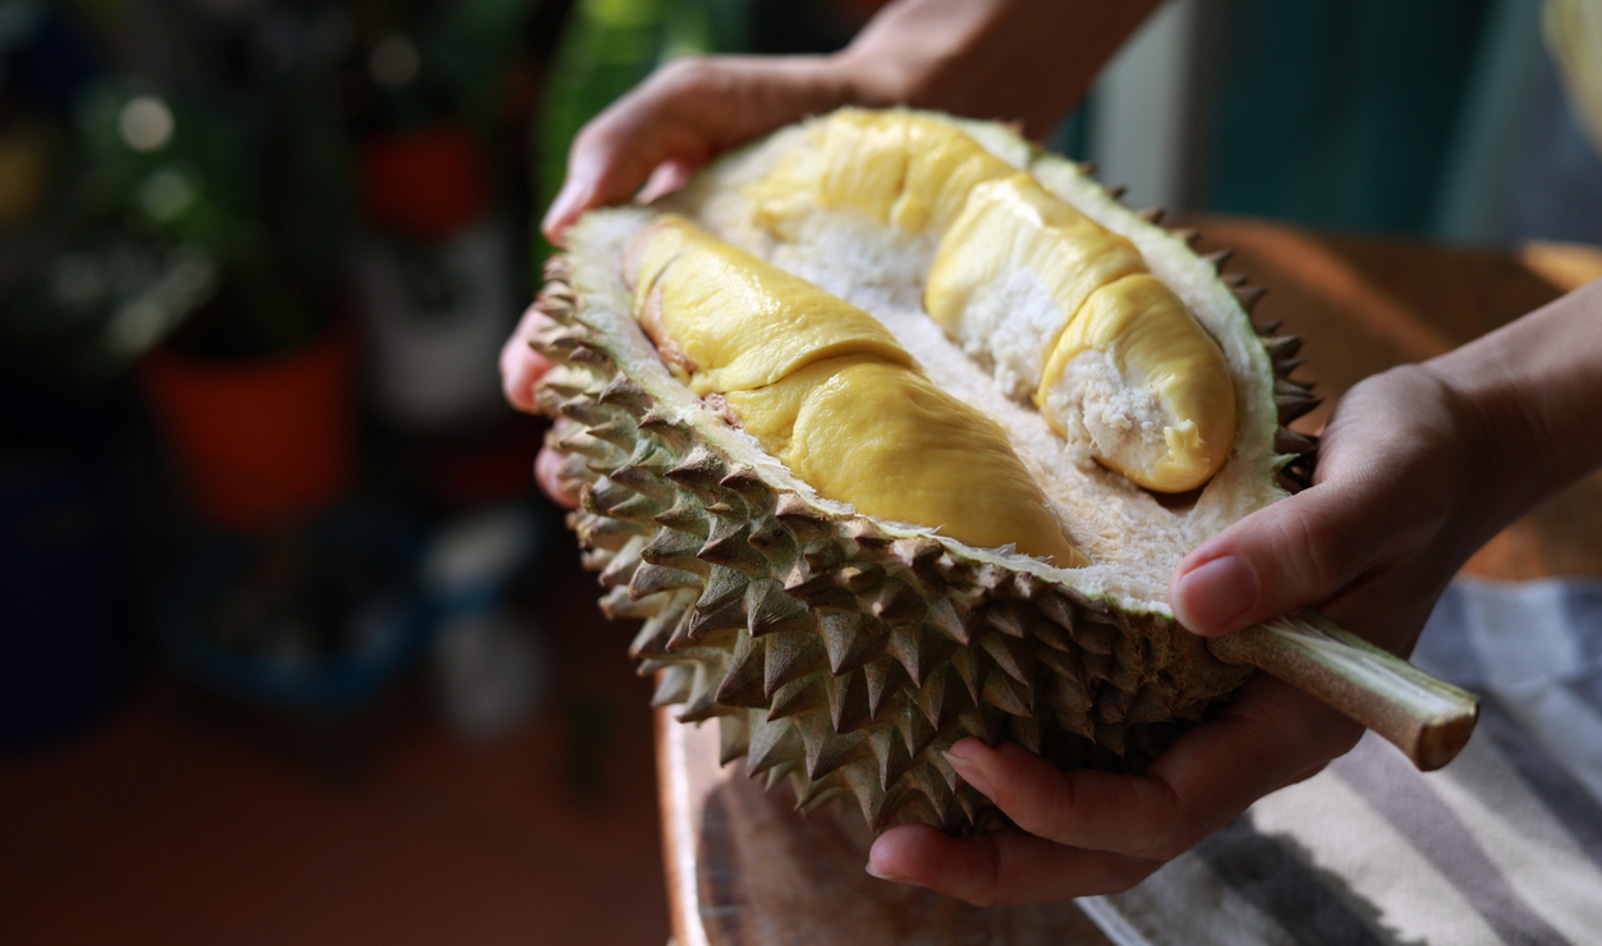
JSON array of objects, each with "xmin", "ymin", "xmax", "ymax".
[
  {"xmin": 538, "ymin": 0, "xmax": 1162, "ymax": 242},
  {"xmin": 1172, "ymin": 277, "xmax": 1602, "ymax": 645}
]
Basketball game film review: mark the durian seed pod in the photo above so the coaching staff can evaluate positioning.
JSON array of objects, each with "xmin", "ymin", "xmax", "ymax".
[{"xmin": 531, "ymin": 109, "xmax": 1476, "ymax": 833}]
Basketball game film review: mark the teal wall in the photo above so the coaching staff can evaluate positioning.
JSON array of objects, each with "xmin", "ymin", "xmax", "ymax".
[{"xmin": 1202, "ymin": 0, "xmax": 1493, "ymax": 233}]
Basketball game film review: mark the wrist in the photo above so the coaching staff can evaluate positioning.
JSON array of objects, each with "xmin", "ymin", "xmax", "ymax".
[
  {"xmin": 829, "ymin": 38, "xmax": 920, "ymax": 109},
  {"xmin": 1418, "ymin": 281, "xmax": 1602, "ymax": 530},
  {"xmin": 1411, "ymin": 359, "xmax": 1531, "ymax": 557},
  {"xmin": 831, "ymin": 0, "xmax": 1161, "ymax": 139}
]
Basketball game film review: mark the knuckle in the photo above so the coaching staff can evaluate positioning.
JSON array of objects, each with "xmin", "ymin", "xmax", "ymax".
[
  {"xmin": 1006, "ymin": 775, "xmax": 1077, "ymax": 843},
  {"xmin": 1129, "ymin": 782, "xmax": 1204, "ymax": 862},
  {"xmin": 1142, "ymin": 830, "xmax": 1197, "ymax": 864},
  {"xmin": 1269, "ymin": 500, "xmax": 1354, "ymax": 594},
  {"xmin": 1130, "ymin": 781, "xmax": 1183, "ymax": 858},
  {"xmin": 569, "ymin": 115, "xmax": 616, "ymax": 155},
  {"xmin": 959, "ymin": 835, "xmax": 1005, "ymax": 908},
  {"xmin": 653, "ymin": 55, "xmax": 722, "ymax": 94}
]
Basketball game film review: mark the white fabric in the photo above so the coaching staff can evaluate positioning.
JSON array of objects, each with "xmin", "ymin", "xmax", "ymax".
[{"xmin": 1085, "ymin": 578, "xmax": 1602, "ymax": 946}]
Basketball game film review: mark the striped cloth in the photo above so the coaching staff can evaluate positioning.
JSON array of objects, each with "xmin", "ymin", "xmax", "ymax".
[{"xmin": 1079, "ymin": 578, "xmax": 1602, "ymax": 946}]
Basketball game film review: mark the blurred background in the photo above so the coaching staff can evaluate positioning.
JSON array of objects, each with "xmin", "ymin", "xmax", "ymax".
[{"xmin": 1, "ymin": 1, "xmax": 1597, "ymax": 944}]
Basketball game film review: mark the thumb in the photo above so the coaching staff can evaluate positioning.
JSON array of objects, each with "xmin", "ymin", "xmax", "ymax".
[{"xmin": 1169, "ymin": 483, "xmax": 1373, "ymax": 635}]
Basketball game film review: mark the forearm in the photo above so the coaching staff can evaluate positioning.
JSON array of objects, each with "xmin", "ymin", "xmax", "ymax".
[
  {"xmin": 837, "ymin": 0, "xmax": 1163, "ymax": 140},
  {"xmin": 1424, "ymin": 278, "xmax": 1602, "ymax": 545}
]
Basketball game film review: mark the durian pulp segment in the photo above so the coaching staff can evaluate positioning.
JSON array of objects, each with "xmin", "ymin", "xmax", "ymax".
[
  {"xmin": 628, "ymin": 215, "xmax": 912, "ymax": 396},
  {"xmin": 724, "ymin": 357, "xmax": 1088, "ymax": 567},
  {"xmin": 659, "ymin": 110, "xmax": 1288, "ymax": 608},
  {"xmin": 630, "ymin": 217, "xmax": 1088, "ymax": 569},
  {"xmin": 925, "ymin": 173, "xmax": 1236, "ymax": 493},
  {"xmin": 1039, "ymin": 275, "xmax": 1238, "ymax": 493},
  {"xmin": 746, "ymin": 109, "xmax": 1018, "ymax": 236},
  {"xmin": 924, "ymin": 172, "xmax": 1146, "ymax": 399}
]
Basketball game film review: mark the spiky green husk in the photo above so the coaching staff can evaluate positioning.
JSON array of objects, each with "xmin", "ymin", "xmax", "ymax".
[
  {"xmin": 531, "ymin": 111, "xmax": 1324, "ymax": 833},
  {"xmin": 531, "ymin": 255, "xmax": 1329, "ymax": 833}
]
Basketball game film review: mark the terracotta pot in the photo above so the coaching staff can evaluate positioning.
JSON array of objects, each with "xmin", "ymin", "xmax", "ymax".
[
  {"xmin": 141, "ymin": 330, "xmax": 355, "ymax": 533},
  {"xmin": 357, "ymin": 123, "xmax": 486, "ymax": 238}
]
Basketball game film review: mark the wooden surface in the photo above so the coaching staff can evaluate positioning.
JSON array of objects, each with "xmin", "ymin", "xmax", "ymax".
[
  {"xmin": 1190, "ymin": 219, "xmax": 1602, "ymax": 581},
  {"xmin": 656, "ymin": 217, "xmax": 1602, "ymax": 946},
  {"xmin": 656, "ymin": 709, "xmax": 1115, "ymax": 946}
]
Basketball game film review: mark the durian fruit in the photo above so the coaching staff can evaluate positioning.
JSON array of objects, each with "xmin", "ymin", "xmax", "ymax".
[{"xmin": 531, "ymin": 109, "xmax": 1477, "ymax": 833}]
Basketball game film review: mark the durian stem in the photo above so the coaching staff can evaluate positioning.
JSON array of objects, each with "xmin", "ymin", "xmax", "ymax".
[{"xmin": 1209, "ymin": 610, "xmax": 1478, "ymax": 771}]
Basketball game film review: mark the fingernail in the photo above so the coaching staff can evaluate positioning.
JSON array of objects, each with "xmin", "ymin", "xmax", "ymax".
[
  {"xmin": 944, "ymin": 749, "xmax": 994, "ymax": 798},
  {"xmin": 864, "ymin": 859, "xmax": 904, "ymax": 882},
  {"xmin": 1173, "ymin": 554, "xmax": 1259, "ymax": 633}
]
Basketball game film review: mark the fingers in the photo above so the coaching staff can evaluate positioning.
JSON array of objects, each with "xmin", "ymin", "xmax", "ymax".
[
  {"xmin": 541, "ymin": 70, "xmax": 712, "ymax": 242},
  {"xmin": 868, "ymin": 823, "xmax": 1161, "ymax": 906},
  {"xmin": 535, "ymin": 446, "xmax": 580, "ymax": 509},
  {"xmin": 944, "ymin": 741, "xmax": 1193, "ymax": 861},
  {"xmin": 540, "ymin": 59, "xmax": 730, "ymax": 241},
  {"xmin": 1171, "ymin": 364, "xmax": 1482, "ymax": 639},
  {"xmin": 500, "ymin": 303, "xmax": 580, "ymax": 509},
  {"xmin": 1144, "ymin": 674, "xmax": 1363, "ymax": 827},
  {"xmin": 541, "ymin": 55, "xmax": 850, "ymax": 244},
  {"xmin": 1169, "ymin": 476, "xmax": 1385, "ymax": 635},
  {"xmin": 500, "ymin": 303, "xmax": 556, "ymax": 414},
  {"xmin": 634, "ymin": 157, "xmax": 700, "ymax": 206},
  {"xmin": 868, "ymin": 676, "xmax": 1362, "ymax": 904}
]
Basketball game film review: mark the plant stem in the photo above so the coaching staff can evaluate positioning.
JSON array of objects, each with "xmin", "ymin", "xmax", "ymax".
[{"xmin": 1208, "ymin": 610, "xmax": 1479, "ymax": 771}]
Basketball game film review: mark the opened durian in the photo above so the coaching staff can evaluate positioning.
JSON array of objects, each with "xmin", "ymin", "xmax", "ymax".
[{"xmin": 531, "ymin": 109, "xmax": 1476, "ymax": 833}]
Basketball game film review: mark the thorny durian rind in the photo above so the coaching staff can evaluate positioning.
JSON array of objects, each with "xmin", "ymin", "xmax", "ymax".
[{"xmin": 531, "ymin": 109, "xmax": 1318, "ymax": 832}]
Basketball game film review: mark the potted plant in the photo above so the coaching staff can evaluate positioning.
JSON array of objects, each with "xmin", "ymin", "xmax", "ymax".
[{"xmin": 65, "ymin": 47, "xmax": 360, "ymax": 534}]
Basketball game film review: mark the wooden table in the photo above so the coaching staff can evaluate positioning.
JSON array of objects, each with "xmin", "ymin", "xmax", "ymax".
[{"xmin": 653, "ymin": 217, "xmax": 1602, "ymax": 946}]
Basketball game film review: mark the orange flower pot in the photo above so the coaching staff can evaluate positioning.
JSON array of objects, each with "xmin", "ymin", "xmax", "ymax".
[
  {"xmin": 357, "ymin": 123, "xmax": 486, "ymax": 238},
  {"xmin": 141, "ymin": 331, "xmax": 356, "ymax": 533}
]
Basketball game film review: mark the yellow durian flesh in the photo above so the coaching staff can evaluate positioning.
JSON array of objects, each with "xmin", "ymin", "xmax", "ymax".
[
  {"xmin": 745, "ymin": 111, "xmax": 1241, "ymax": 496},
  {"xmin": 746, "ymin": 108, "xmax": 1016, "ymax": 234},
  {"xmin": 724, "ymin": 357, "xmax": 1089, "ymax": 568},
  {"xmin": 923, "ymin": 173, "xmax": 1147, "ymax": 398},
  {"xmin": 628, "ymin": 215, "xmax": 913, "ymax": 396},
  {"xmin": 627, "ymin": 217, "xmax": 1089, "ymax": 570},
  {"xmin": 1038, "ymin": 274, "xmax": 1238, "ymax": 493}
]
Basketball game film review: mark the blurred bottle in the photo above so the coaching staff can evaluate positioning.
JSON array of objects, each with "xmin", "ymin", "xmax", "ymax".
[
  {"xmin": 346, "ymin": 23, "xmax": 519, "ymax": 432},
  {"xmin": 424, "ymin": 505, "xmax": 550, "ymax": 740}
]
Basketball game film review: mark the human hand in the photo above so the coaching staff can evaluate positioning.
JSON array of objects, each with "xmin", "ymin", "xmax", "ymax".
[
  {"xmin": 866, "ymin": 363, "xmax": 1505, "ymax": 904},
  {"xmin": 500, "ymin": 302, "xmax": 579, "ymax": 507},
  {"xmin": 511, "ymin": 54, "xmax": 857, "ymax": 507},
  {"xmin": 539, "ymin": 55, "xmax": 858, "ymax": 246},
  {"xmin": 538, "ymin": 0, "xmax": 1163, "ymax": 245}
]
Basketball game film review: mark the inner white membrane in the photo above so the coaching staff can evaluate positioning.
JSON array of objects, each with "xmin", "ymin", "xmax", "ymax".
[{"xmin": 575, "ymin": 118, "xmax": 1286, "ymax": 611}]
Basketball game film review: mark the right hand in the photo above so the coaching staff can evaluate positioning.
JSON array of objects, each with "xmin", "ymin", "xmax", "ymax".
[
  {"xmin": 866, "ymin": 361, "xmax": 1485, "ymax": 904},
  {"xmin": 866, "ymin": 272, "xmax": 1602, "ymax": 905}
]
